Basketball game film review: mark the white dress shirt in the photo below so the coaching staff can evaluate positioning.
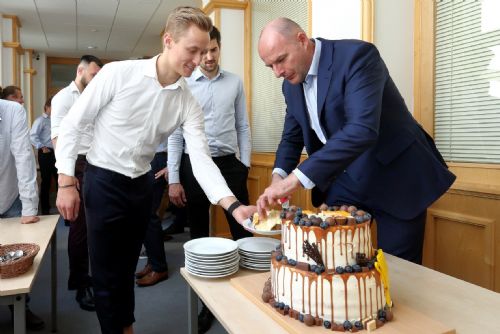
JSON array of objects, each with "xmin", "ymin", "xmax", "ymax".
[
  {"xmin": 168, "ymin": 67, "xmax": 251, "ymax": 184},
  {"xmin": 30, "ymin": 112, "xmax": 53, "ymax": 149},
  {"xmin": 273, "ymin": 39, "xmax": 323, "ymax": 189},
  {"xmin": 55, "ymin": 55, "xmax": 234, "ymax": 204},
  {"xmin": 0, "ymin": 100, "xmax": 39, "ymax": 216},
  {"xmin": 51, "ymin": 80, "xmax": 92, "ymax": 155}
]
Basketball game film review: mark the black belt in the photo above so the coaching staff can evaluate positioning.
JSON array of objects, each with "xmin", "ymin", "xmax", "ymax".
[
  {"xmin": 183, "ymin": 153, "xmax": 235, "ymax": 160},
  {"xmin": 86, "ymin": 163, "xmax": 150, "ymax": 182}
]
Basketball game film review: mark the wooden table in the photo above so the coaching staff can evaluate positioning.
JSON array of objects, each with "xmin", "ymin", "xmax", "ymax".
[
  {"xmin": 181, "ymin": 253, "xmax": 500, "ymax": 334},
  {"xmin": 0, "ymin": 215, "xmax": 58, "ymax": 334}
]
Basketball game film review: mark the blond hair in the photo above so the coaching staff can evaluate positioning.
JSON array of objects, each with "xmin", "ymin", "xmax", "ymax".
[{"xmin": 164, "ymin": 6, "xmax": 212, "ymax": 41}]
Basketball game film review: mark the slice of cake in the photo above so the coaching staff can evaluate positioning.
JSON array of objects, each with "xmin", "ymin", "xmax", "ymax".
[
  {"xmin": 261, "ymin": 205, "xmax": 393, "ymax": 332},
  {"xmin": 252, "ymin": 209, "xmax": 282, "ymax": 231}
]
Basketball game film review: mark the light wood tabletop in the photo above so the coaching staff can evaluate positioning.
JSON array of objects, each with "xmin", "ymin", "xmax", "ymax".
[
  {"xmin": 181, "ymin": 253, "xmax": 500, "ymax": 334},
  {"xmin": 0, "ymin": 215, "xmax": 59, "ymax": 334}
]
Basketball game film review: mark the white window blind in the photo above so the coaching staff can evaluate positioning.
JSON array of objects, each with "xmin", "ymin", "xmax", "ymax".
[
  {"xmin": 435, "ymin": 0, "xmax": 500, "ymax": 163},
  {"xmin": 251, "ymin": 0, "xmax": 308, "ymax": 153}
]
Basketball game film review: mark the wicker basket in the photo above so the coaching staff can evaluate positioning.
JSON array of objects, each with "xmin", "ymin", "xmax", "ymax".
[{"xmin": 0, "ymin": 243, "xmax": 40, "ymax": 279}]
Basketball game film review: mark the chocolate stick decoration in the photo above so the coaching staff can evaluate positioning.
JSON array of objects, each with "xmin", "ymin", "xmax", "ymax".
[{"xmin": 303, "ymin": 240, "xmax": 324, "ymax": 267}]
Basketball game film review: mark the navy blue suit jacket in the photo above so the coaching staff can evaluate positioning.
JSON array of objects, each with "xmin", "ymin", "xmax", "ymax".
[{"xmin": 275, "ymin": 39, "xmax": 456, "ymax": 220}]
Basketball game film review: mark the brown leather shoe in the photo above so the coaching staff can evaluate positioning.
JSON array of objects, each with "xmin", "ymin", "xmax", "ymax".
[
  {"xmin": 135, "ymin": 263, "xmax": 152, "ymax": 279},
  {"xmin": 136, "ymin": 270, "xmax": 168, "ymax": 287}
]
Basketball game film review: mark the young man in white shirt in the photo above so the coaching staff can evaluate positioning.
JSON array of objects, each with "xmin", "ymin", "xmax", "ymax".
[
  {"xmin": 55, "ymin": 7, "xmax": 255, "ymax": 334},
  {"xmin": 30, "ymin": 97, "xmax": 57, "ymax": 215},
  {"xmin": 51, "ymin": 54, "xmax": 103, "ymax": 312},
  {"xmin": 167, "ymin": 26, "xmax": 252, "ymax": 333}
]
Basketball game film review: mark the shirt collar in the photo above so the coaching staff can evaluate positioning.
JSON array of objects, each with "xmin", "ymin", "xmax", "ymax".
[
  {"xmin": 192, "ymin": 66, "xmax": 223, "ymax": 81},
  {"xmin": 69, "ymin": 80, "xmax": 80, "ymax": 93},
  {"xmin": 304, "ymin": 38, "xmax": 322, "ymax": 85},
  {"xmin": 144, "ymin": 54, "xmax": 186, "ymax": 90},
  {"xmin": 42, "ymin": 112, "xmax": 49, "ymax": 119}
]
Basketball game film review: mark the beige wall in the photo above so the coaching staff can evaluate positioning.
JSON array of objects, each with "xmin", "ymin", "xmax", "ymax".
[
  {"xmin": 220, "ymin": 8, "xmax": 245, "ymax": 83},
  {"xmin": 374, "ymin": 0, "xmax": 414, "ymax": 113}
]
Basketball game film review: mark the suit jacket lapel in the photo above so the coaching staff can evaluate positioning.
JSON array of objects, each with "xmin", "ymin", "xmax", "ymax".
[{"xmin": 317, "ymin": 40, "xmax": 334, "ymax": 119}]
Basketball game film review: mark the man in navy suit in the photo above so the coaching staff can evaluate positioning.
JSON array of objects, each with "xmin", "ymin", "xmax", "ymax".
[{"xmin": 256, "ymin": 18, "xmax": 456, "ymax": 264}]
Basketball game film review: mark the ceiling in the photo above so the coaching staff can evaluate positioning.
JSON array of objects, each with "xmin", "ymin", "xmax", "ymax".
[{"xmin": 0, "ymin": 0, "xmax": 201, "ymax": 60}]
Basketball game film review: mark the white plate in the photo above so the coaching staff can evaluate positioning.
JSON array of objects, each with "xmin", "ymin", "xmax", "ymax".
[
  {"xmin": 240, "ymin": 263, "xmax": 270, "ymax": 271},
  {"xmin": 237, "ymin": 237, "xmax": 280, "ymax": 253},
  {"xmin": 185, "ymin": 252, "xmax": 239, "ymax": 263},
  {"xmin": 238, "ymin": 250, "xmax": 272, "ymax": 258},
  {"xmin": 186, "ymin": 263, "xmax": 239, "ymax": 273},
  {"xmin": 186, "ymin": 265, "xmax": 239, "ymax": 278},
  {"xmin": 242, "ymin": 218, "xmax": 282, "ymax": 236},
  {"xmin": 186, "ymin": 258, "xmax": 239, "ymax": 270},
  {"xmin": 183, "ymin": 237, "xmax": 238, "ymax": 256}
]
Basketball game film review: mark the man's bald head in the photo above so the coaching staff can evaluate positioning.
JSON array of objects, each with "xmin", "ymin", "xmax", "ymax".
[
  {"xmin": 260, "ymin": 17, "xmax": 304, "ymax": 41},
  {"xmin": 258, "ymin": 17, "xmax": 314, "ymax": 85}
]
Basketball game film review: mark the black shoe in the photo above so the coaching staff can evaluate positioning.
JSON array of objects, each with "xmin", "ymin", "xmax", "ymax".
[
  {"xmin": 26, "ymin": 308, "xmax": 45, "ymax": 331},
  {"xmin": 198, "ymin": 305, "xmax": 214, "ymax": 334},
  {"xmin": 76, "ymin": 287, "xmax": 96, "ymax": 311}
]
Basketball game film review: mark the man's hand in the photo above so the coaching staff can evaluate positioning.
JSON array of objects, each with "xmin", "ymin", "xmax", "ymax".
[
  {"xmin": 257, "ymin": 173, "xmax": 301, "ymax": 218},
  {"xmin": 56, "ymin": 174, "xmax": 80, "ymax": 221},
  {"xmin": 232, "ymin": 205, "xmax": 257, "ymax": 225},
  {"xmin": 155, "ymin": 167, "xmax": 168, "ymax": 180},
  {"xmin": 21, "ymin": 215, "xmax": 40, "ymax": 224},
  {"xmin": 169, "ymin": 183, "xmax": 187, "ymax": 207}
]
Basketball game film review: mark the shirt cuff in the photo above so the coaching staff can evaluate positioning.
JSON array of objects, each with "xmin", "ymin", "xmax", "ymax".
[
  {"xmin": 21, "ymin": 199, "xmax": 38, "ymax": 217},
  {"xmin": 272, "ymin": 168, "xmax": 288, "ymax": 179},
  {"xmin": 55, "ymin": 158, "xmax": 76, "ymax": 177},
  {"xmin": 206, "ymin": 185, "xmax": 235, "ymax": 205},
  {"xmin": 292, "ymin": 168, "xmax": 315, "ymax": 189},
  {"xmin": 168, "ymin": 172, "xmax": 180, "ymax": 184}
]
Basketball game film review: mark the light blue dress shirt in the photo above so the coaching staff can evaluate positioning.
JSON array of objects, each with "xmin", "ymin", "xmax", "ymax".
[
  {"xmin": 30, "ymin": 112, "xmax": 53, "ymax": 149},
  {"xmin": 168, "ymin": 67, "xmax": 251, "ymax": 184},
  {"xmin": 273, "ymin": 39, "xmax": 323, "ymax": 189},
  {"xmin": 0, "ymin": 100, "xmax": 39, "ymax": 216}
]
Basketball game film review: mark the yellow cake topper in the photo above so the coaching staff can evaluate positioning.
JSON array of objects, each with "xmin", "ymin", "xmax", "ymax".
[{"xmin": 374, "ymin": 249, "xmax": 392, "ymax": 308}]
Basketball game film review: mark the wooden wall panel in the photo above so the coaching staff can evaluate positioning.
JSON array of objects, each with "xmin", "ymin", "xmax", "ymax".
[
  {"xmin": 424, "ymin": 209, "xmax": 494, "ymax": 290},
  {"xmin": 423, "ymin": 190, "xmax": 500, "ymax": 292}
]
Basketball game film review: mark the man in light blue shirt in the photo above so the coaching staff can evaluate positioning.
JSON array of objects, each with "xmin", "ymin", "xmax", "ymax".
[
  {"xmin": 30, "ymin": 97, "xmax": 57, "ymax": 215},
  {"xmin": 167, "ymin": 26, "xmax": 252, "ymax": 334}
]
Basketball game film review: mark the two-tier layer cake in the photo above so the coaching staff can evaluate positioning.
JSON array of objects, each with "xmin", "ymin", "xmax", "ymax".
[{"xmin": 259, "ymin": 205, "xmax": 393, "ymax": 332}]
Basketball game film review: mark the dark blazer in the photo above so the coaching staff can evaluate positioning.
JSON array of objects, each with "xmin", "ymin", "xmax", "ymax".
[{"xmin": 275, "ymin": 39, "xmax": 456, "ymax": 220}]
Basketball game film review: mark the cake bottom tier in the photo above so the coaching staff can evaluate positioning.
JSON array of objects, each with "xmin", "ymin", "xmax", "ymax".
[{"xmin": 271, "ymin": 262, "xmax": 386, "ymax": 324}]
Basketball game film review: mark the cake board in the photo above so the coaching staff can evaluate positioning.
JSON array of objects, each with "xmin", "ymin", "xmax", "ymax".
[{"xmin": 230, "ymin": 272, "xmax": 455, "ymax": 334}]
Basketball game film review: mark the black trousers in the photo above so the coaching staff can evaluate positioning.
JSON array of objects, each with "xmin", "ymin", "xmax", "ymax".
[
  {"xmin": 37, "ymin": 148, "xmax": 57, "ymax": 215},
  {"xmin": 180, "ymin": 153, "xmax": 252, "ymax": 240},
  {"xmin": 67, "ymin": 155, "xmax": 91, "ymax": 290},
  {"xmin": 84, "ymin": 164, "xmax": 152, "ymax": 333},
  {"xmin": 143, "ymin": 152, "xmax": 168, "ymax": 273}
]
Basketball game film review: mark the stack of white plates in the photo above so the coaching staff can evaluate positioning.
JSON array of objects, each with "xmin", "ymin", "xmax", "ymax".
[
  {"xmin": 184, "ymin": 237, "xmax": 239, "ymax": 278},
  {"xmin": 237, "ymin": 237, "xmax": 280, "ymax": 271}
]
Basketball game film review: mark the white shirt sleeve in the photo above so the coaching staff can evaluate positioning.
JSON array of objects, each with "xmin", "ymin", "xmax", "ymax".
[
  {"xmin": 11, "ymin": 105, "xmax": 39, "ymax": 216},
  {"xmin": 51, "ymin": 89, "xmax": 74, "ymax": 140},
  {"xmin": 181, "ymin": 96, "xmax": 234, "ymax": 204},
  {"xmin": 29, "ymin": 117, "xmax": 43, "ymax": 149},
  {"xmin": 55, "ymin": 64, "xmax": 115, "ymax": 176},
  {"xmin": 167, "ymin": 127, "xmax": 184, "ymax": 184}
]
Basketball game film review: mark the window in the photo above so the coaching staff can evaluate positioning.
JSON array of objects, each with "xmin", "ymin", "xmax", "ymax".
[{"xmin": 434, "ymin": 0, "xmax": 500, "ymax": 163}]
